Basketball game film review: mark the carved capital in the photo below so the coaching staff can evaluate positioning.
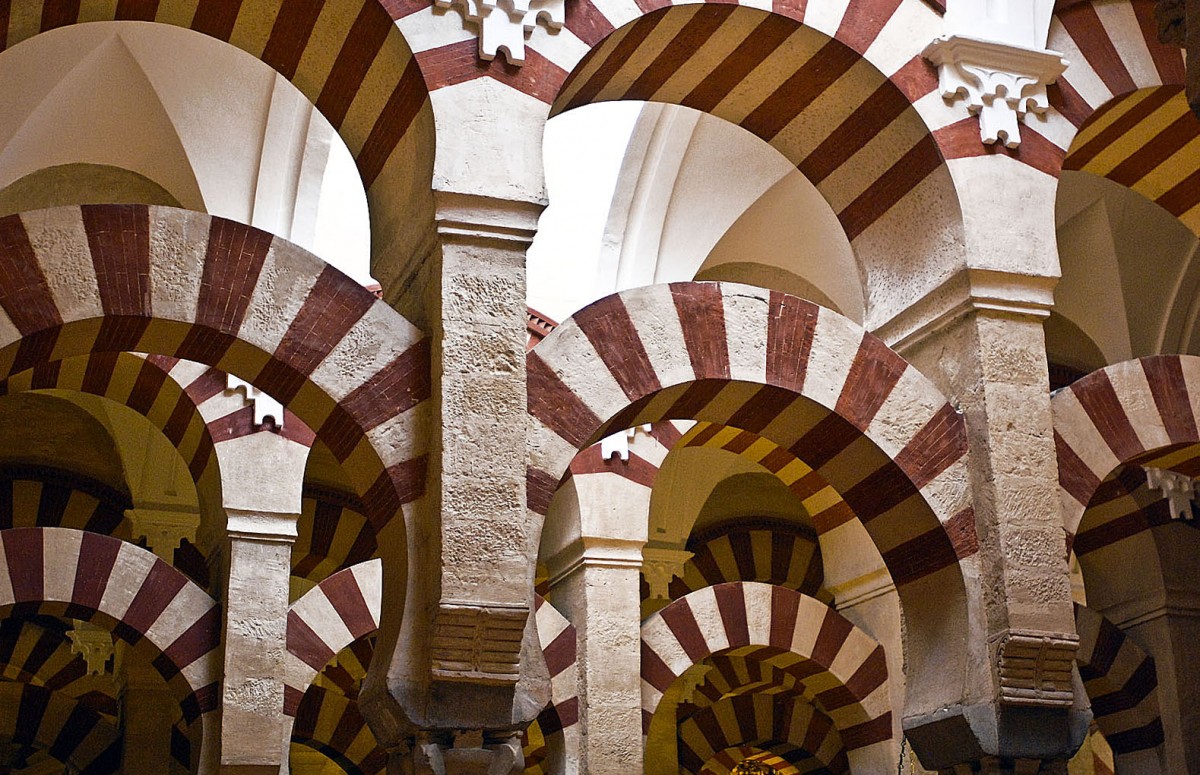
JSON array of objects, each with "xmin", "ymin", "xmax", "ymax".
[
  {"xmin": 68, "ymin": 620, "xmax": 114, "ymax": 676},
  {"xmin": 126, "ymin": 506, "xmax": 200, "ymax": 561},
  {"xmin": 993, "ymin": 629, "xmax": 1077, "ymax": 707},
  {"xmin": 923, "ymin": 35, "xmax": 1067, "ymax": 148},
  {"xmin": 434, "ymin": 0, "xmax": 563, "ymax": 65},
  {"xmin": 640, "ymin": 546, "xmax": 693, "ymax": 602},
  {"xmin": 431, "ymin": 603, "xmax": 526, "ymax": 684}
]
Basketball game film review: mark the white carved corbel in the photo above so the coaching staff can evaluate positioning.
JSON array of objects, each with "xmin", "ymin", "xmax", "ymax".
[
  {"xmin": 923, "ymin": 35, "xmax": 1067, "ymax": 148},
  {"xmin": 640, "ymin": 546, "xmax": 693, "ymax": 603},
  {"xmin": 599, "ymin": 423, "xmax": 651, "ymax": 462},
  {"xmin": 68, "ymin": 621, "xmax": 114, "ymax": 676},
  {"xmin": 1145, "ymin": 466, "xmax": 1196, "ymax": 520},
  {"xmin": 435, "ymin": 0, "xmax": 564, "ymax": 65},
  {"xmin": 226, "ymin": 374, "xmax": 284, "ymax": 430},
  {"xmin": 126, "ymin": 506, "xmax": 201, "ymax": 561}
]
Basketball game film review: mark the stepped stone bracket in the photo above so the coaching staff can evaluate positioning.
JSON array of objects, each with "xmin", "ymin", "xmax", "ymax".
[
  {"xmin": 993, "ymin": 630, "xmax": 1077, "ymax": 708},
  {"xmin": 226, "ymin": 374, "xmax": 284, "ymax": 430},
  {"xmin": 434, "ymin": 0, "xmax": 563, "ymax": 65},
  {"xmin": 1145, "ymin": 466, "xmax": 1197, "ymax": 520},
  {"xmin": 923, "ymin": 35, "xmax": 1068, "ymax": 148},
  {"xmin": 430, "ymin": 603, "xmax": 527, "ymax": 683},
  {"xmin": 126, "ymin": 506, "xmax": 200, "ymax": 560}
]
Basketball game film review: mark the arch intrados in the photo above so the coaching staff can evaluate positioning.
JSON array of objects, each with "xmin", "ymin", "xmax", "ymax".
[{"xmin": 0, "ymin": 6, "xmax": 435, "ymax": 289}]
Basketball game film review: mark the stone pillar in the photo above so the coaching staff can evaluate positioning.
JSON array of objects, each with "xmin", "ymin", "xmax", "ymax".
[
  {"xmin": 119, "ymin": 648, "xmax": 180, "ymax": 775},
  {"xmin": 363, "ymin": 191, "xmax": 547, "ymax": 773},
  {"xmin": 545, "ymin": 537, "xmax": 644, "ymax": 775},
  {"xmin": 213, "ymin": 432, "xmax": 309, "ymax": 774},
  {"xmin": 877, "ymin": 154, "xmax": 1088, "ymax": 768}
]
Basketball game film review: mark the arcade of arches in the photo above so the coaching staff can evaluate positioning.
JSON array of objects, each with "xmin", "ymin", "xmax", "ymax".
[{"xmin": 0, "ymin": 1, "xmax": 1196, "ymax": 773}]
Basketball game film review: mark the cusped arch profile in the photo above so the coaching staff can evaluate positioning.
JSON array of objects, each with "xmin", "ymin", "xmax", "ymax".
[{"xmin": 529, "ymin": 281, "xmax": 976, "ymax": 728}]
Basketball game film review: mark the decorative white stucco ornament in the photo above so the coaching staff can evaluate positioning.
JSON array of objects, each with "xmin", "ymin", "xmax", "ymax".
[
  {"xmin": 923, "ymin": 35, "xmax": 1067, "ymax": 148},
  {"xmin": 924, "ymin": 0, "xmax": 1067, "ymax": 148},
  {"xmin": 436, "ymin": 0, "xmax": 564, "ymax": 65},
  {"xmin": 1145, "ymin": 466, "xmax": 1197, "ymax": 520},
  {"xmin": 226, "ymin": 373, "xmax": 284, "ymax": 430}
]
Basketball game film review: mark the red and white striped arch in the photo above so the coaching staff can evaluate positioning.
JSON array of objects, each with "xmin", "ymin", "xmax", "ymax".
[
  {"xmin": 0, "ymin": 527, "xmax": 221, "ymax": 765},
  {"xmin": 641, "ymin": 583, "xmax": 891, "ymax": 754},
  {"xmin": 524, "ymin": 594, "xmax": 580, "ymax": 772},
  {"xmin": 529, "ymin": 282, "xmax": 974, "ymax": 591},
  {"xmin": 679, "ymin": 694, "xmax": 848, "ymax": 775},
  {"xmin": 292, "ymin": 686, "xmax": 388, "ymax": 774},
  {"xmin": 1052, "ymin": 355, "xmax": 1200, "ymax": 538},
  {"xmin": 284, "ymin": 559, "xmax": 383, "ymax": 715},
  {"xmin": 1048, "ymin": 0, "xmax": 1186, "ymax": 132},
  {"xmin": 0, "ymin": 0, "xmax": 435, "ymax": 287},
  {"xmin": 1075, "ymin": 603, "xmax": 1164, "ymax": 758},
  {"xmin": 0, "ymin": 205, "xmax": 429, "ymax": 531},
  {"xmin": 668, "ymin": 522, "xmax": 823, "ymax": 602}
]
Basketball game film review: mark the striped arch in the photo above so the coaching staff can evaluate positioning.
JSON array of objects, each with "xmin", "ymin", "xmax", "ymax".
[
  {"xmin": 641, "ymin": 583, "xmax": 891, "ymax": 753},
  {"xmin": 667, "ymin": 522, "xmax": 823, "ymax": 601},
  {"xmin": 293, "ymin": 486, "xmax": 378, "ymax": 585},
  {"xmin": 0, "ymin": 682, "xmax": 121, "ymax": 774},
  {"xmin": 529, "ymin": 283, "xmax": 974, "ymax": 591},
  {"xmin": 0, "ymin": 205, "xmax": 429, "ymax": 534},
  {"xmin": 678, "ymin": 694, "xmax": 848, "ymax": 775},
  {"xmin": 546, "ymin": 5, "xmax": 968, "ymax": 307},
  {"xmin": 0, "ymin": 0, "xmax": 435, "ymax": 287},
  {"xmin": 1046, "ymin": 1, "xmax": 1199, "ymax": 230},
  {"xmin": 291, "ymin": 686, "xmax": 387, "ymax": 775},
  {"xmin": 0, "ymin": 527, "xmax": 220, "ymax": 767},
  {"xmin": 678, "ymin": 423, "xmax": 856, "ymax": 535},
  {"xmin": 1052, "ymin": 355, "xmax": 1200, "ymax": 538},
  {"xmin": 1075, "ymin": 604, "xmax": 1164, "ymax": 757},
  {"xmin": 284, "ymin": 559, "xmax": 382, "ymax": 714},
  {"xmin": 523, "ymin": 594, "xmax": 580, "ymax": 774},
  {"xmin": 1049, "ymin": 0, "xmax": 1186, "ymax": 130},
  {"xmin": 686, "ymin": 654, "xmax": 811, "ymax": 709}
]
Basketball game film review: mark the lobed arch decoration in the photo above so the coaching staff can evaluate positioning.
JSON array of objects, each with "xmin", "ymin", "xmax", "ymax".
[
  {"xmin": 0, "ymin": 527, "xmax": 221, "ymax": 770},
  {"xmin": 0, "ymin": 205, "xmax": 430, "ymax": 538},
  {"xmin": 678, "ymin": 693, "xmax": 848, "ymax": 775},
  {"xmin": 284, "ymin": 559, "xmax": 383, "ymax": 715},
  {"xmin": 529, "ymin": 283, "xmax": 974, "ymax": 696},
  {"xmin": 1051, "ymin": 355, "xmax": 1200, "ymax": 539},
  {"xmin": 0, "ymin": 0, "xmax": 436, "ymax": 287},
  {"xmin": 1074, "ymin": 603, "xmax": 1164, "ymax": 759},
  {"xmin": 0, "ymin": 681, "xmax": 122, "ymax": 774},
  {"xmin": 641, "ymin": 583, "xmax": 891, "ymax": 766}
]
